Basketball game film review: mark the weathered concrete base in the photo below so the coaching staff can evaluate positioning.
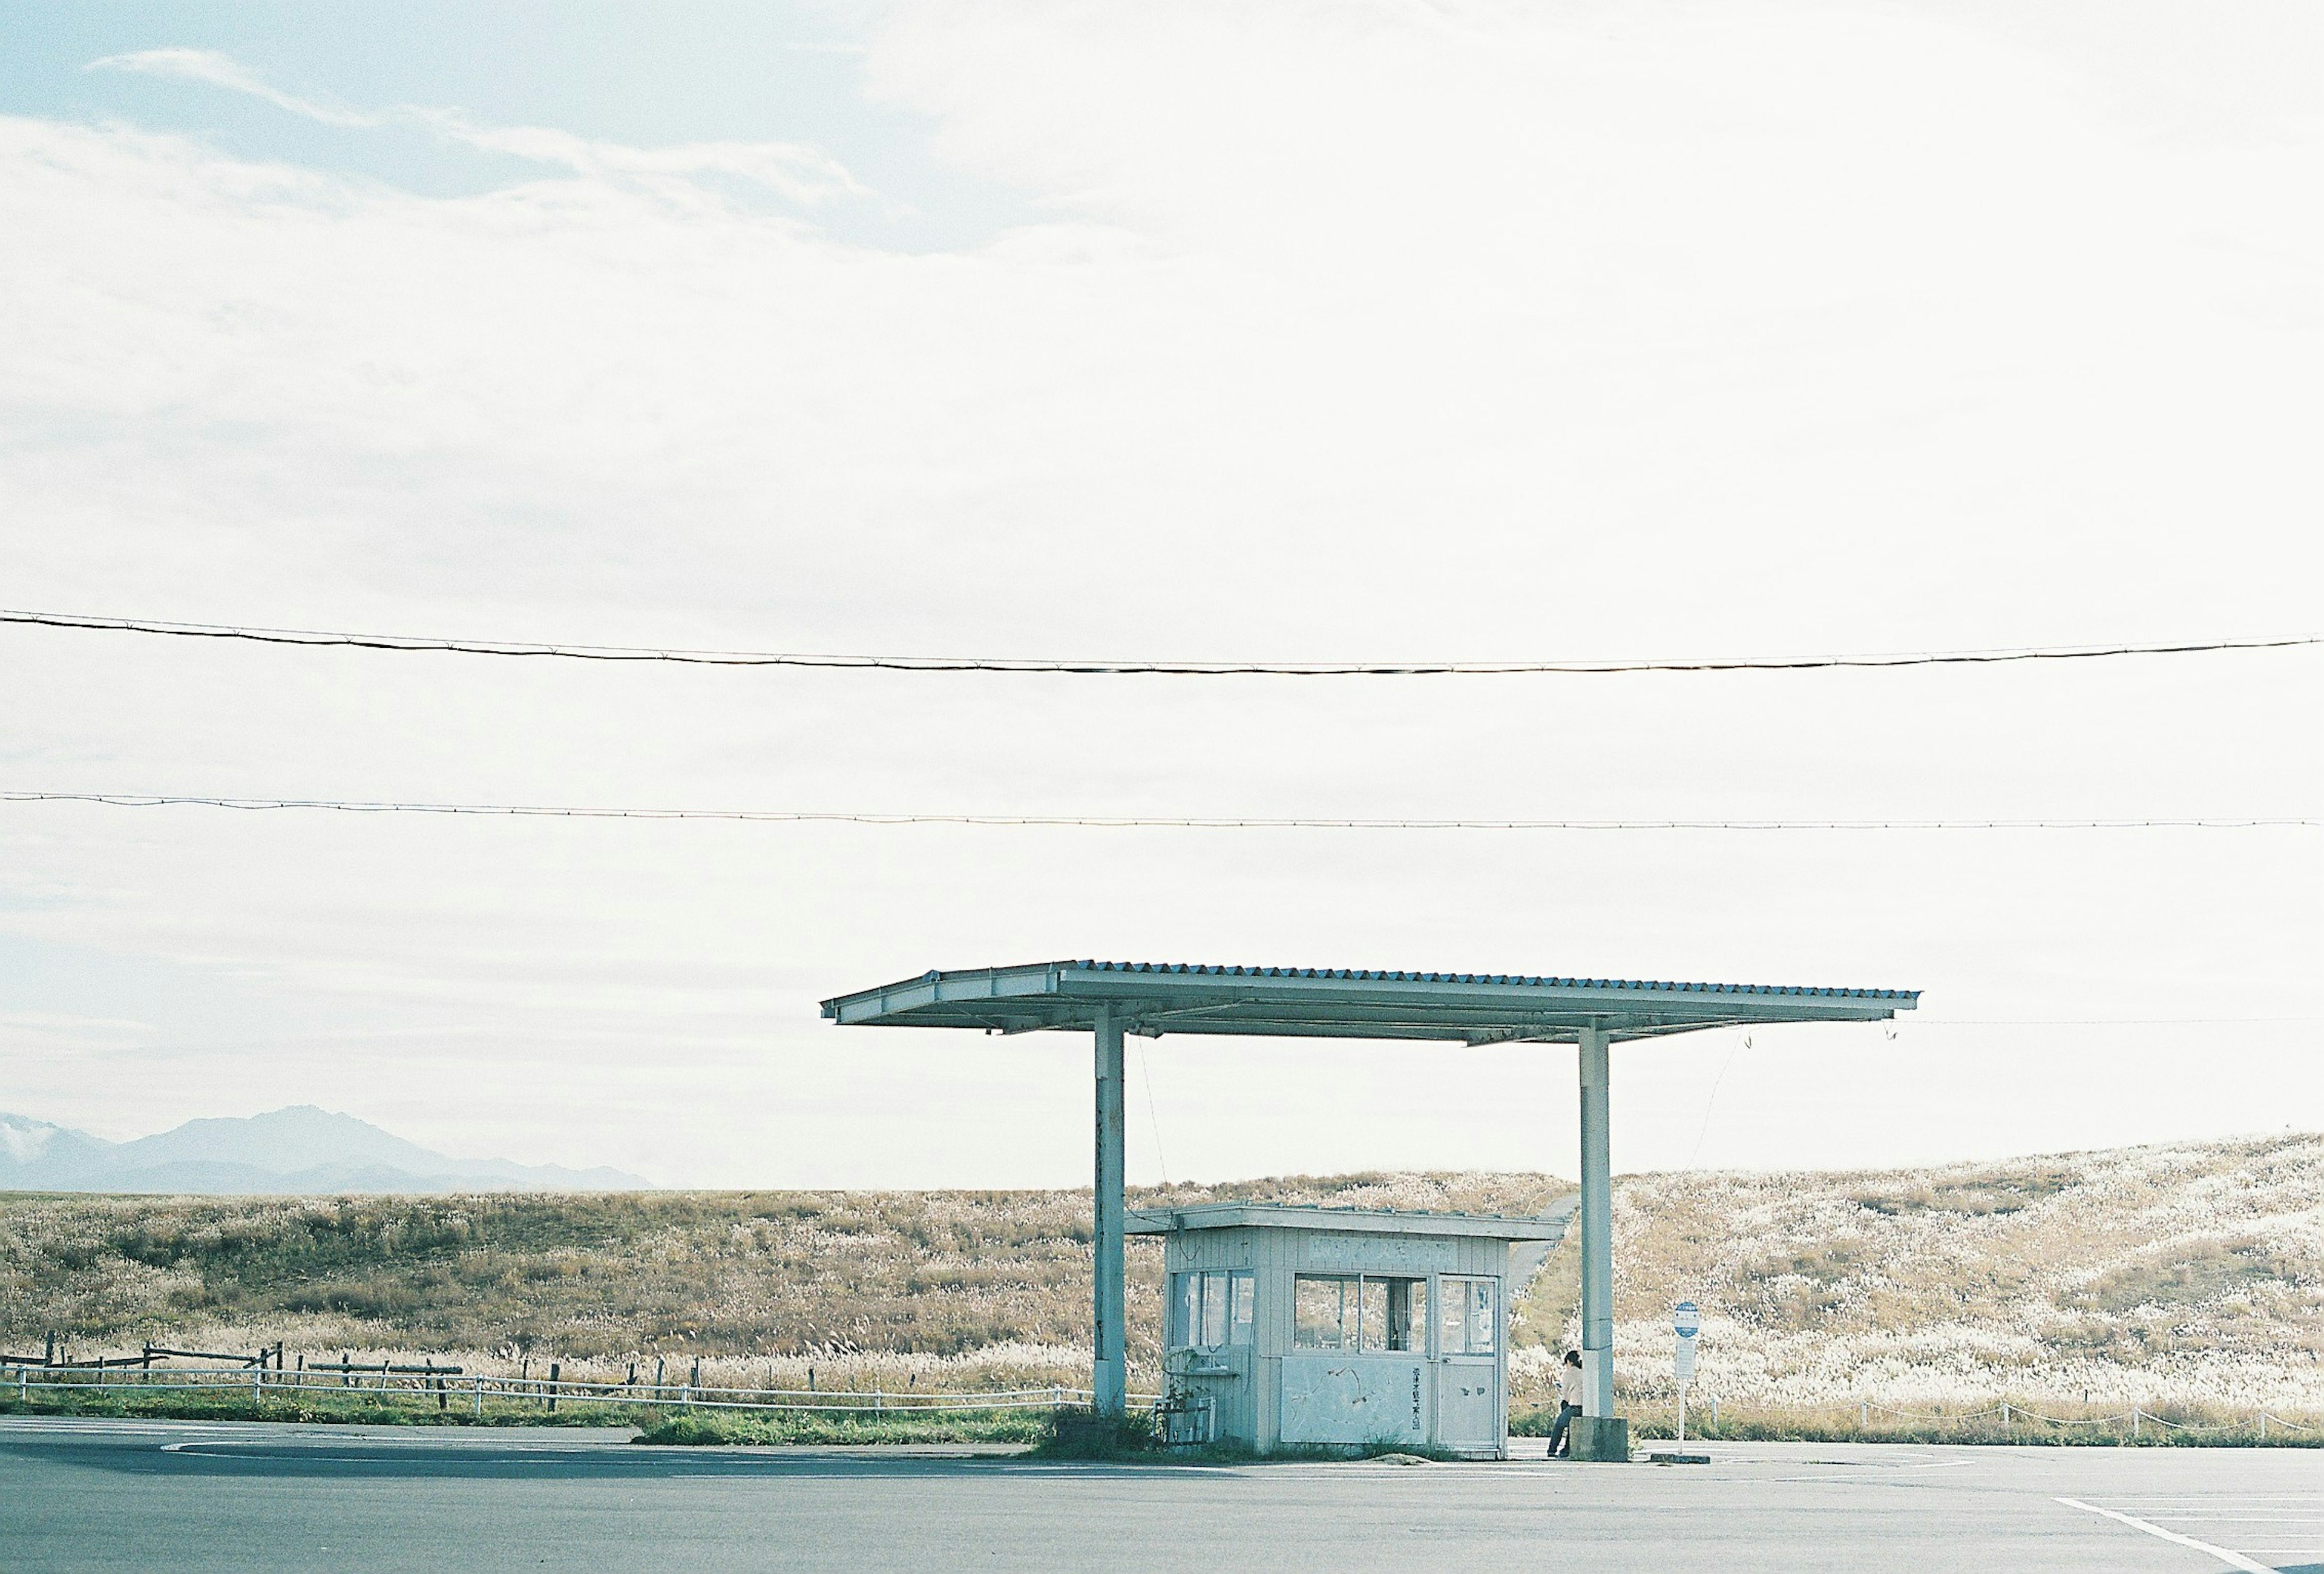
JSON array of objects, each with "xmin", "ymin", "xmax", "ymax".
[{"xmin": 1569, "ymin": 1416, "xmax": 1630, "ymax": 1462}]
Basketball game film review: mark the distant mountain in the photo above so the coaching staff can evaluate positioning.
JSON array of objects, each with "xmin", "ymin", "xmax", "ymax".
[{"xmin": 0, "ymin": 1106, "xmax": 649, "ymax": 1194}]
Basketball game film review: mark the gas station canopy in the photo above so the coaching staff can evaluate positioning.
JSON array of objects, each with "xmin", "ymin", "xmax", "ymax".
[
  {"xmin": 823, "ymin": 958, "xmax": 1918, "ymax": 1454},
  {"xmin": 822, "ymin": 958, "xmax": 1917, "ymax": 1042}
]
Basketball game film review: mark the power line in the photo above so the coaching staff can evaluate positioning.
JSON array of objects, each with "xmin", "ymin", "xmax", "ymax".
[
  {"xmin": 1900, "ymin": 1016, "xmax": 2322, "ymax": 1026},
  {"xmin": 4, "ymin": 608, "xmax": 2316, "ymax": 677},
  {"xmin": 4, "ymin": 791, "xmax": 2314, "ymax": 830}
]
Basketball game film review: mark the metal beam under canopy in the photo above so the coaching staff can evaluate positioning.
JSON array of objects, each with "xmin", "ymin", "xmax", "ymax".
[{"xmin": 822, "ymin": 960, "xmax": 1918, "ymax": 1423}]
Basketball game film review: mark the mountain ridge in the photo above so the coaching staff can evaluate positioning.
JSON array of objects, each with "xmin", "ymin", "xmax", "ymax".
[{"xmin": 0, "ymin": 1105, "xmax": 649, "ymax": 1194}]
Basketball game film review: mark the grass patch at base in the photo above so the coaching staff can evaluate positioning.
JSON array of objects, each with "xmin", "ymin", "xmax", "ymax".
[
  {"xmin": 1026, "ymin": 1405, "xmax": 1158, "ymax": 1458},
  {"xmin": 635, "ymin": 1408, "xmax": 1046, "ymax": 1446}
]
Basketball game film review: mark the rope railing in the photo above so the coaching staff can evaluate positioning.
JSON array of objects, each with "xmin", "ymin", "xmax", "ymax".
[
  {"xmin": 7, "ymin": 1358, "xmax": 2312, "ymax": 1438},
  {"xmin": 0, "ymin": 1360, "xmax": 1161, "ymax": 1416}
]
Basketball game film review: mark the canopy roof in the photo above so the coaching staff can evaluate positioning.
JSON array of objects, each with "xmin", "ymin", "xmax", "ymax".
[
  {"xmin": 822, "ymin": 960, "xmax": 1917, "ymax": 1044},
  {"xmin": 1127, "ymin": 1200, "xmax": 1575, "ymax": 1240}
]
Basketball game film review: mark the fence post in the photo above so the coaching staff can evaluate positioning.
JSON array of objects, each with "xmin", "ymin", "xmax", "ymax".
[
  {"xmin": 2257, "ymin": 1413, "xmax": 2266, "ymax": 1441},
  {"xmin": 1860, "ymin": 1402, "xmax": 1868, "ymax": 1430},
  {"xmin": 547, "ymin": 1362, "xmax": 559, "ymax": 1412},
  {"xmin": 2131, "ymin": 1407, "xmax": 2140, "ymax": 1439},
  {"xmin": 2001, "ymin": 1401, "xmax": 2010, "ymax": 1435}
]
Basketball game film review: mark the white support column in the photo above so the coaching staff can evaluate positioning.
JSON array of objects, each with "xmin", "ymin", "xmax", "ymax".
[
  {"xmin": 1577, "ymin": 1024, "xmax": 1615, "ymax": 1417},
  {"xmin": 1092, "ymin": 1007, "xmax": 1127, "ymax": 1416}
]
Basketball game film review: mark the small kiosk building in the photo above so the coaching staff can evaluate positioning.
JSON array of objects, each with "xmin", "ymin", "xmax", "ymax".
[{"xmin": 1132, "ymin": 1202, "xmax": 1572, "ymax": 1458}]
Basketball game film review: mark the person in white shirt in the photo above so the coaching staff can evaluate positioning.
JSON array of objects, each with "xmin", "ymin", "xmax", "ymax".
[{"xmin": 1549, "ymin": 1349, "xmax": 1584, "ymax": 1457}]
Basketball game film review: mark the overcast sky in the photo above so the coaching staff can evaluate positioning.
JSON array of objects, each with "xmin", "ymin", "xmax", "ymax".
[{"xmin": 1, "ymin": 1, "xmax": 2317, "ymax": 1189}]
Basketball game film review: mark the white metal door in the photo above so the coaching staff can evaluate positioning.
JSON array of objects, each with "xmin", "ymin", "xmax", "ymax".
[{"xmin": 1435, "ymin": 1360, "xmax": 1498, "ymax": 1451}]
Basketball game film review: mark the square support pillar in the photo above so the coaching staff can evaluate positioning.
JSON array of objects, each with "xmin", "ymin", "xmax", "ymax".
[
  {"xmin": 1577, "ymin": 1023, "xmax": 1615, "ymax": 1419},
  {"xmin": 1092, "ymin": 1008, "xmax": 1127, "ymax": 1416}
]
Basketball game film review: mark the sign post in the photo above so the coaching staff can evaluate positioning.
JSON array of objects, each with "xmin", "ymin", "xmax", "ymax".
[{"xmin": 1673, "ymin": 1301, "xmax": 1701, "ymax": 1444}]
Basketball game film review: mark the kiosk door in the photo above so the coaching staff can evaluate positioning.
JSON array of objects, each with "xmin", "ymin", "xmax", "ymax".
[{"xmin": 1434, "ymin": 1274, "xmax": 1503, "ymax": 1454}]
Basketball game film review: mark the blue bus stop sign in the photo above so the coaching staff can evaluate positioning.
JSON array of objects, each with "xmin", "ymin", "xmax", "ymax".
[{"xmin": 1673, "ymin": 1300, "xmax": 1701, "ymax": 1339}]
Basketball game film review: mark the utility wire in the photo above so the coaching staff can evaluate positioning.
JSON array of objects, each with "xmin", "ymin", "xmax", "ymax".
[
  {"xmin": 1685, "ymin": 1033, "xmax": 1747, "ymax": 1169},
  {"xmin": 1889, "ymin": 1016, "xmax": 2323, "ymax": 1026},
  {"xmin": 1136, "ymin": 1041, "xmax": 1169, "ymax": 1187},
  {"xmin": 4, "ymin": 609, "xmax": 2315, "ymax": 677},
  {"xmin": 4, "ymin": 792, "xmax": 2314, "ymax": 830}
]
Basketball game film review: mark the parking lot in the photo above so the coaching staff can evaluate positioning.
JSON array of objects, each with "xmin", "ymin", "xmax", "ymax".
[{"xmin": 2, "ymin": 1417, "xmax": 2316, "ymax": 1573}]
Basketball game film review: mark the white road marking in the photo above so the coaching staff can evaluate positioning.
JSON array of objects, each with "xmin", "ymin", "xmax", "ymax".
[
  {"xmin": 2139, "ymin": 1516, "xmax": 2324, "ymax": 1526},
  {"xmin": 158, "ymin": 1441, "xmax": 601, "ymax": 1463},
  {"xmin": 150, "ymin": 1440, "xmax": 811, "ymax": 1472},
  {"xmin": 2056, "ymin": 1497, "xmax": 2274, "ymax": 1573}
]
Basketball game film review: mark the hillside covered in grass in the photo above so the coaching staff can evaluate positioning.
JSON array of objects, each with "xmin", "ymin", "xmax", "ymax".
[
  {"xmin": 1604, "ymin": 1132, "xmax": 2322, "ymax": 1413},
  {"xmin": 4, "ymin": 1134, "xmax": 2316, "ymax": 1411}
]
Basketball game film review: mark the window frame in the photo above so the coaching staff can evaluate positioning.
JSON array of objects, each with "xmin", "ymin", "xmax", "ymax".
[
  {"xmin": 1170, "ymin": 1268, "xmax": 1255, "ymax": 1354},
  {"xmin": 1437, "ymin": 1274, "xmax": 1501, "ymax": 1358},
  {"xmin": 1292, "ymin": 1271, "xmax": 1435, "ymax": 1356}
]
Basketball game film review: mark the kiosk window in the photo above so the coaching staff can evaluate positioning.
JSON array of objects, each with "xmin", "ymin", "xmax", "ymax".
[
  {"xmin": 1201, "ymin": 1273, "xmax": 1229, "ymax": 1348},
  {"xmin": 1439, "ymin": 1276, "xmax": 1498, "ymax": 1355},
  {"xmin": 1295, "ymin": 1275, "xmax": 1353, "ymax": 1349},
  {"xmin": 1386, "ymin": 1277, "xmax": 1428, "ymax": 1352},
  {"xmin": 1298, "ymin": 1274, "xmax": 1427, "ymax": 1352},
  {"xmin": 1356, "ymin": 1277, "xmax": 1389, "ymax": 1351},
  {"xmin": 1173, "ymin": 1270, "xmax": 1253, "ymax": 1351}
]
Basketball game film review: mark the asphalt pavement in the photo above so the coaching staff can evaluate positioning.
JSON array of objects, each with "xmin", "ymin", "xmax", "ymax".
[{"xmin": 2, "ymin": 1417, "xmax": 2317, "ymax": 1572}]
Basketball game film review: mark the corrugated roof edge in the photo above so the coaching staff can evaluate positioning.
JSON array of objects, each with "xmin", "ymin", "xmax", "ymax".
[
  {"xmin": 1068, "ymin": 960, "xmax": 1918, "ymax": 1001},
  {"xmin": 1127, "ymin": 1200, "xmax": 1577, "ymax": 1237}
]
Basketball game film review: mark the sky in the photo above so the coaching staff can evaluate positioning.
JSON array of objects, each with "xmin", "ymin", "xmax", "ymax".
[{"xmin": 0, "ymin": 1, "xmax": 2317, "ymax": 1190}]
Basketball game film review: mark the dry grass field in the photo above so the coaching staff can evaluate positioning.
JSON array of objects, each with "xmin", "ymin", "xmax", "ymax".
[
  {"xmin": 4, "ymin": 1134, "xmax": 2316, "ymax": 1415},
  {"xmin": 1597, "ymin": 1131, "xmax": 2323, "ymax": 1415}
]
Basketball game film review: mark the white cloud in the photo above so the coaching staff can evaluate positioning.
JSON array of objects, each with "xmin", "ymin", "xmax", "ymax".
[
  {"xmin": 89, "ymin": 47, "xmax": 379, "ymax": 128},
  {"xmin": 403, "ymin": 108, "xmax": 870, "ymax": 206},
  {"xmin": 88, "ymin": 47, "xmax": 867, "ymax": 206}
]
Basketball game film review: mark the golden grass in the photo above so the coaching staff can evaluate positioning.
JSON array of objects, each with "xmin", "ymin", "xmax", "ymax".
[{"xmin": 6, "ymin": 1134, "xmax": 2317, "ymax": 1412}]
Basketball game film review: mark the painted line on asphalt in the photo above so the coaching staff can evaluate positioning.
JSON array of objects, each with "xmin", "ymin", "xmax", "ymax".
[
  {"xmin": 0, "ymin": 1420, "xmax": 206, "ymax": 1438},
  {"xmin": 159, "ymin": 1441, "xmax": 595, "ymax": 1462},
  {"xmin": 2056, "ymin": 1497, "xmax": 2273, "ymax": 1573},
  {"xmin": 2127, "ymin": 1509, "xmax": 2324, "ymax": 1530},
  {"xmin": 150, "ymin": 1440, "xmax": 836, "ymax": 1472}
]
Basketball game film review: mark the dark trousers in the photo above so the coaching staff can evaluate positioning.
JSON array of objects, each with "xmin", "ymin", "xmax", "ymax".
[{"xmin": 1547, "ymin": 1401, "xmax": 1581, "ymax": 1457}]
